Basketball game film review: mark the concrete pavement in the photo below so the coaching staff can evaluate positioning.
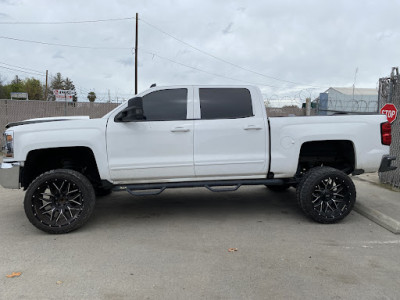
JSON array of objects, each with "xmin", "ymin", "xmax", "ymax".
[
  {"xmin": 354, "ymin": 173, "xmax": 400, "ymax": 234},
  {"xmin": 1, "ymin": 184, "xmax": 400, "ymax": 299}
]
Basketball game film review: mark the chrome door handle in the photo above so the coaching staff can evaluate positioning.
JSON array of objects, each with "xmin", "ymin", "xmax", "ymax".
[
  {"xmin": 244, "ymin": 125, "xmax": 262, "ymax": 130},
  {"xmin": 171, "ymin": 127, "xmax": 190, "ymax": 132}
]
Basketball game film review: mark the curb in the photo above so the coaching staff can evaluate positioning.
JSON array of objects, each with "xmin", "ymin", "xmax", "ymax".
[
  {"xmin": 354, "ymin": 176, "xmax": 400, "ymax": 192},
  {"xmin": 354, "ymin": 202, "xmax": 400, "ymax": 234}
]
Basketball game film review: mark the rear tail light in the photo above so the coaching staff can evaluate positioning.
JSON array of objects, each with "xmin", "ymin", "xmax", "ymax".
[{"xmin": 381, "ymin": 122, "xmax": 392, "ymax": 146}]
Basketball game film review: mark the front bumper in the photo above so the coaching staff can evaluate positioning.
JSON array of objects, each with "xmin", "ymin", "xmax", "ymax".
[
  {"xmin": 379, "ymin": 155, "xmax": 397, "ymax": 173},
  {"xmin": 0, "ymin": 162, "xmax": 21, "ymax": 189}
]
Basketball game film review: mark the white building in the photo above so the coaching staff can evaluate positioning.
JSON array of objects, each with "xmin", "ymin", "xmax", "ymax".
[{"xmin": 317, "ymin": 87, "xmax": 378, "ymax": 115}]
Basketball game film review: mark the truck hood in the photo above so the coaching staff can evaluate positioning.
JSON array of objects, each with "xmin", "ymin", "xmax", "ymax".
[{"xmin": 6, "ymin": 116, "xmax": 90, "ymax": 129}]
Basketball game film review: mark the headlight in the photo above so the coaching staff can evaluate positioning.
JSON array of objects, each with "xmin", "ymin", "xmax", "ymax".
[{"xmin": 2, "ymin": 131, "xmax": 14, "ymax": 158}]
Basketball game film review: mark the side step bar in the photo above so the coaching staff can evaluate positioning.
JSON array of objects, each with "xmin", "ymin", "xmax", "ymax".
[{"xmin": 113, "ymin": 178, "xmax": 293, "ymax": 197}]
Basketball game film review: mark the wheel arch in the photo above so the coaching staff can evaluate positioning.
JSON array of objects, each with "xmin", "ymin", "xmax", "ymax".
[
  {"xmin": 21, "ymin": 146, "xmax": 102, "ymax": 189},
  {"xmin": 297, "ymin": 140, "xmax": 356, "ymax": 175}
]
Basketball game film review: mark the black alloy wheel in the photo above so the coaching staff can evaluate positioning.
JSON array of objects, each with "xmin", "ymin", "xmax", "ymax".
[
  {"xmin": 297, "ymin": 167, "xmax": 356, "ymax": 223},
  {"xmin": 24, "ymin": 169, "xmax": 96, "ymax": 234}
]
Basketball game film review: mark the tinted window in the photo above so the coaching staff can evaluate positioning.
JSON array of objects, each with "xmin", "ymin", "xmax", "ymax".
[
  {"xmin": 199, "ymin": 88, "xmax": 253, "ymax": 119},
  {"xmin": 142, "ymin": 88, "xmax": 187, "ymax": 121}
]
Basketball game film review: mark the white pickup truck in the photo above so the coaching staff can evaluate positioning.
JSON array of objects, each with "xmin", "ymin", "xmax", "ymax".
[{"xmin": 0, "ymin": 85, "xmax": 396, "ymax": 233}]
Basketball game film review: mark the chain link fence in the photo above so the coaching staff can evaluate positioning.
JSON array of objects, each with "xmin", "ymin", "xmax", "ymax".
[
  {"xmin": 325, "ymin": 97, "xmax": 378, "ymax": 114},
  {"xmin": 378, "ymin": 68, "xmax": 400, "ymax": 188},
  {"xmin": 0, "ymin": 99, "xmax": 316, "ymax": 130},
  {"xmin": 0, "ymin": 100, "xmax": 119, "ymax": 130},
  {"xmin": 315, "ymin": 96, "xmax": 379, "ymax": 115}
]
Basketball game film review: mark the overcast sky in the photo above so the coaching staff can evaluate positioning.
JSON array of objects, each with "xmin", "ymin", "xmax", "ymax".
[{"xmin": 0, "ymin": 0, "xmax": 399, "ymax": 103}]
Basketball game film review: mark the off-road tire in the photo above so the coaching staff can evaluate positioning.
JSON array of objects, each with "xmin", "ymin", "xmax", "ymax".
[
  {"xmin": 295, "ymin": 169, "xmax": 315, "ymax": 207},
  {"xmin": 24, "ymin": 169, "xmax": 96, "ymax": 234},
  {"xmin": 297, "ymin": 167, "xmax": 356, "ymax": 223}
]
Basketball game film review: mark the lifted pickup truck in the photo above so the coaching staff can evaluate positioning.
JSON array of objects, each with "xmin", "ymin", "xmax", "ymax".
[{"xmin": 0, "ymin": 85, "xmax": 396, "ymax": 233}]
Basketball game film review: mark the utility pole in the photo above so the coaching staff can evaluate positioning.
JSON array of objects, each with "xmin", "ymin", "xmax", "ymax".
[
  {"xmin": 305, "ymin": 97, "xmax": 311, "ymax": 116},
  {"xmin": 44, "ymin": 70, "xmax": 48, "ymax": 101},
  {"xmin": 64, "ymin": 92, "xmax": 67, "ymax": 116},
  {"xmin": 135, "ymin": 12, "xmax": 138, "ymax": 94},
  {"xmin": 108, "ymin": 89, "xmax": 111, "ymax": 103}
]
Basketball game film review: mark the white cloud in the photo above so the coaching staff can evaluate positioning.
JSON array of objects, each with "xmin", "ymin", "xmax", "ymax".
[{"xmin": 0, "ymin": 0, "xmax": 399, "ymax": 102}]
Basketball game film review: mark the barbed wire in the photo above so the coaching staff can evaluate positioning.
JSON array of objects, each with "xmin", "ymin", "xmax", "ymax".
[{"xmin": 323, "ymin": 94, "xmax": 378, "ymax": 113}]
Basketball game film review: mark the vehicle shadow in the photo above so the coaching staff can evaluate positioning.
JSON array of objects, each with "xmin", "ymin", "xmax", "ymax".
[{"xmin": 87, "ymin": 186, "xmax": 305, "ymax": 229}]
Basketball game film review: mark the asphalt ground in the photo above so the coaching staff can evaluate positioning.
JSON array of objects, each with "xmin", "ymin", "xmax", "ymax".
[{"xmin": 1, "ymin": 184, "xmax": 400, "ymax": 299}]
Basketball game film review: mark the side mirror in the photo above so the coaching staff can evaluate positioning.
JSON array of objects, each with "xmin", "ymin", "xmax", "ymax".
[{"xmin": 114, "ymin": 97, "xmax": 145, "ymax": 122}]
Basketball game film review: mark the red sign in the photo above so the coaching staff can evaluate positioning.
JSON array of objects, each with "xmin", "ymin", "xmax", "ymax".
[
  {"xmin": 380, "ymin": 103, "xmax": 398, "ymax": 124},
  {"xmin": 53, "ymin": 89, "xmax": 74, "ymax": 102}
]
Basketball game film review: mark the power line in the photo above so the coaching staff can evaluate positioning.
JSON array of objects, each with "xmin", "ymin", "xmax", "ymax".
[
  {"xmin": 139, "ymin": 47, "xmax": 280, "ymax": 88},
  {"xmin": 0, "ymin": 61, "xmax": 45, "ymax": 75},
  {"xmin": 140, "ymin": 48, "xmax": 322, "ymax": 94},
  {"xmin": 139, "ymin": 46, "xmax": 322, "ymax": 91},
  {"xmin": 0, "ymin": 62, "xmax": 130, "ymax": 98},
  {"xmin": 0, "ymin": 34, "xmax": 277, "ymax": 87},
  {"xmin": 0, "ymin": 65, "xmax": 46, "ymax": 77},
  {"xmin": 1, "ymin": 15, "xmax": 324, "ymax": 89},
  {"xmin": 0, "ymin": 35, "xmax": 318, "ymax": 92},
  {"xmin": 0, "ymin": 36, "xmax": 132, "ymax": 50},
  {"xmin": 0, "ymin": 16, "xmax": 136, "ymax": 25},
  {"xmin": 140, "ymin": 18, "xmax": 324, "ymax": 89}
]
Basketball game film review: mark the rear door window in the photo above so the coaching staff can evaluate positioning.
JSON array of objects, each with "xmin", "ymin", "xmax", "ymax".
[{"xmin": 199, "ymin": 88, "xmax": 253, "ymax": 119}]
